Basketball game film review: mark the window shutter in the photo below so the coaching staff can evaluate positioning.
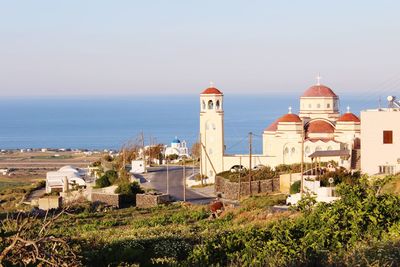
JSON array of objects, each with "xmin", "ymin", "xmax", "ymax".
[{"xmin": 383, "ymin": 131, "xmax": 393, "ymax": 144}]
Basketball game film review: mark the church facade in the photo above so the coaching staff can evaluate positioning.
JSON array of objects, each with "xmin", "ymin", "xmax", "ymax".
[{"xmin": 199, "ymin": 81, "xmax": 361, "ymax": 180}]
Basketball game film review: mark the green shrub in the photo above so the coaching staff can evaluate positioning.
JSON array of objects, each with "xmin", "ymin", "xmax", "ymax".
[
  {"xmin": 114, "ymin": 182, "xmax": 143, "ymax": 196},
  {"xmin": 290, "ymin": 180, "xmax": 301, "ymax": 194},
  {"xmin": 95, "ymin": 175, "xmax": 111, "ymax": 188},
  {"xmin": 104, "ymin": 170, "xmax": 118, "ymax": 184}
]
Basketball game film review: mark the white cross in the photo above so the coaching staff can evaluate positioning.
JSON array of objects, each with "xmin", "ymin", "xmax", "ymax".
[
  {"xmin": 209, "ymin": 81, "xmax": 215, "ymax": 88},
  {"xmin": 316, "ymin": 74, "xmax": 322, "ymax": 85},
  {"xmin": 347, "ymin": 106, "xmax": 350, "ymax": 113},
  {"xmin": 288, "ymin": 106, "xmax": 292, "ymax": 114}
]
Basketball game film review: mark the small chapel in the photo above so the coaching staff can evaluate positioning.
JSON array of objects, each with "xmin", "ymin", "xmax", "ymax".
[{"xmin": 199, "ymin": 79, "xmax": 361, "ymax": 179}]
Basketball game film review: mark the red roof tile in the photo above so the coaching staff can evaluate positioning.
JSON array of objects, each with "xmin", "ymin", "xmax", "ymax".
[
  {"xmin": 302, "ymin": 84, "xmax": 337, "ymax": 98},
  {"xmin": 337, "ymin": 112, "xmax": 360, "ymax": 122},
  {"xmin": 201, "ymin": 87, "xmax": 223, "ymax": 95},
  {"xmin": 306, "ymin": 120, "xmax": 335, "ymax": 133},
  {"xmin": 265, "ymin": 113, "xmax": 302, "ymax": 131}
]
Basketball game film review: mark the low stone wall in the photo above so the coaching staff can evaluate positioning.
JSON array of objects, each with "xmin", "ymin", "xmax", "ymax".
[
  {"xmin": 136, "ymin": 193, "xmax": 170, "ymax": 208},
  {"xmin": 215, "ymin": 176, "xmax": 280, "ymax": 200},
  {"xmin": 92, "ymin": 193, "xmax": 120, "ymax": 207},
  {"xmin": 38, "ymin": 196, "xmax": 62, "ymax": 210}
]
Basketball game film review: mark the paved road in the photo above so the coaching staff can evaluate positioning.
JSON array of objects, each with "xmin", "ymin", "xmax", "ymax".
[{"xmin": 139, "ymin": 166, "xmax": 214, "ymax": 204}]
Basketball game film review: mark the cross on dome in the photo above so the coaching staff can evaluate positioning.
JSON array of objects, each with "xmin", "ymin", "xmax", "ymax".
[
  {"xmin": 209, "ymin": 81, "xmax": 215, "ymax": 88},
  {"xmin": 316, "ymin": 73, "xmax": 322, "ymax": 85},
  {"xmin": 288, "ymin": 106, "xmax": 292, "ymax": 114},
  {"xmin": 346, "ymin": 106, "xmax": 351, "ymax": 113}
]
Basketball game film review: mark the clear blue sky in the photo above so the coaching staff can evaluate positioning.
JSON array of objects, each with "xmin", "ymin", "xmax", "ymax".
[{"xmin": 1, "ymin": 0, "xmax": 400, "ymax": 96}]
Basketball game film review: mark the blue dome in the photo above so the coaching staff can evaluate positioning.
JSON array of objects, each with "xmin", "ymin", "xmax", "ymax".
[{"xmin": 172, "ymin": 136, "xmax": 181, "ymax": 144}]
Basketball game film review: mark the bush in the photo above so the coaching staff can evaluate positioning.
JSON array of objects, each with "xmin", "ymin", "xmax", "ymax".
[
  {"xmin": 290, "ymin": 180, "xmax": 301, "ymax": 194},
  {"xmin": 95, "ymin": 175, "xmax": 111, "ymax": 188},
  {"xmin": 104, "ymin": 170, "xmax": 118, "ymax": 184},
  {"xmin": 114, "ymin": 182, "xmax": 143, "ymax": 196}
]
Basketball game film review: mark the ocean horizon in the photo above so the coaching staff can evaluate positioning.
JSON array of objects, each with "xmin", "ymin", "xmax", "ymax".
[{"xmin": 0, "ymin": 93, "xmax": 379, "ymax": 154}]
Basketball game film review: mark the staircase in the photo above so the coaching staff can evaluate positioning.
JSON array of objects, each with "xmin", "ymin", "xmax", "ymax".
[{"xmin": 351, "ymin": 149, "xmax": 361, "ymax": 170}]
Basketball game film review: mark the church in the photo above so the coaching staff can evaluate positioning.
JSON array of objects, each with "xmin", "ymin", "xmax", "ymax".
[{"xmin": 199, "ymin": 80, "xmax": 361, "ymax": 180}]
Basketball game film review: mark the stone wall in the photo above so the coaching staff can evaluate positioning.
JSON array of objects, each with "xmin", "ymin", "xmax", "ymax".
[
  {"xmin": 92, "ymin": 193, "xmax": 120, "ymax": 208},
  {"xmin": 215, "ymin": 176, "xmax": 280, "ymax": 200},
  {"xmin": 38, "ymin": 196, "xmax": 62, "ymax": 210},
  {"xmin": 136, "ymin": 193, "xmax": 170, "ymax": 208}
]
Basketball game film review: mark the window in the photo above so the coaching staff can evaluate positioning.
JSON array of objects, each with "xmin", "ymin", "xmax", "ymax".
[
  {"xmin": 216, "ymin": 100, "xmax": 220, "ymax": 109},
  {"xmin": 308, "ymin": 104, "xmax": 312, "ymax": 108},
  {"xmin": 305, "ymin": 146, "xmax": 311, "ymax": 155},
  {"xmin": 208, "ymin": 100, "xmax": 214, "ymax": 109},
  {"xmin": 202, "ymin": 100, "xmax": 206, "ymax": 110},
  {"xmin": 315, "ymin": 146, "xmax": 322, "ymax": 151},
  {"xmin": 327, "ymin": 146, "xmax": 332, "ymax": 151},
  {"xmin": 291, "ymin": 147, "xmax": 296, "ymax": 156},
  {"xmin": 317, "ymin": 103, "xmax": 321, "ymax": 108},
  {"xmin": 379, "ymin": 165, "xmax": 395, "ymax": 174},
  {"xmin": 284, "ymin": 147, "xmax": 289, "ymax": 155},
  {"xmin": 327, "ymin": 103, "xmax": 330, "ymax": 108},
  {"xmin": 383, "ymin": 130, "xmax": 393, "ymax": 144}
]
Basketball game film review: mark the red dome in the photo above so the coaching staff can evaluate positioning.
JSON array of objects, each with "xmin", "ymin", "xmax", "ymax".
[
  {"xmin": 201, "ymin": 87, "xmax": 223, "ymax": 95},
  {"xmin": 306, "ymin": 120, "xmax": 335, "ymax": 133},
  {"xmin": 302, "ymin": 84, "xmax": 337, "ymax": 98},
  {"xmin": 265, "ymin": 113, "xmax": 302, "ymax": 131},
  {"xmin": 337, "ymin": 113, "xmax": 360, "ymax": 122}
]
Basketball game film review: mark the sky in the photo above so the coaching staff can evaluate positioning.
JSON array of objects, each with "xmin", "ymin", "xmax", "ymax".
[{"xmin": 1, "ymin": 1, "xmax": 400, "ymax": 97}]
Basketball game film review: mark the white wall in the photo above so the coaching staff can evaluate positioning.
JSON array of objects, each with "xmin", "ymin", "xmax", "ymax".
[{"xmin": 361, "ymin": 109, "xmax": 400, "ymax": 175}]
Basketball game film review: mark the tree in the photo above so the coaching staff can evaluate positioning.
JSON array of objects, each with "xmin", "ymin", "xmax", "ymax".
[{"xmin": 191, "ymin": 142, "xmax": 201, "ymax": 161}]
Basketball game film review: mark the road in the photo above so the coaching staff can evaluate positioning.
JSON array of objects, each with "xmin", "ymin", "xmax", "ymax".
[{"xmin": 139, "ymin": 166, "xmax": 214, "ymax": 204}]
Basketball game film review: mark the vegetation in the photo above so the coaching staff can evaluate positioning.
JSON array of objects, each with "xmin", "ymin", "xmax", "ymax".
[
  {"xmin": 217, "ymin": 166, "xmax": 278, "ymax": 182},
  {"xmin": 95, "ymin": 175, "xmax": 111, "ymax": 188},
  {"xmin": 114, "ymin": 182, "xmax": 144, "ymax": 196},
  {"xmin": 289, "ymin": 180, "xmax": 301, "ymax": 194},
  {"xmin": 2, "ymin": 174, "xmax": 400, "ymax": 266}
]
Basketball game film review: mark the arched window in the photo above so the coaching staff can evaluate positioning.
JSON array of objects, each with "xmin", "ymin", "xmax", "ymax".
[
  {"xmin": 315, "ymin": 146, "xmax": 322, "ymax": 151},
  {"xmin": 216, "ymin": 100, "xmax": 220, "ymax": 109},
  {"xmin": 284, "ymin": 147, "xmax": 289, "ymax": 155},
  {"xmin": 291, "ymin": 147, "xmax": 296, "ymax": 156},
  {"xmin": 317, "ymin": 103, "xmax": 321, "ymax": 108},
  {"xmin": 211, "ymin": 123, "xmax": 216, "ymax": 130},
  {"xmin": 308, "ymin": 103, "xmax": 312, "ymax": 108},
  {"xmin": 208, "ymin": 100, "xmax": 214, "ymax": 109},
  {"xmin": 327, "ymin": 146, "xmax": 332, "ymax": 151},
  {"xmin": 305, "ymin": 146, "xmax": 311, "ymax": 155},
  {"xmin": 202, "ymin": 100, "xmax": 206, "ymax": 110},
  {"xmin": 327, "ymin": 103, "xmax": 330, "ymax": 108}
]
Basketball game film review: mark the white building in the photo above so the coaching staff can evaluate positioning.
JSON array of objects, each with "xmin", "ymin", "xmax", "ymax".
[
  {"xmin": 361, "ymin": 106, "xmax": 400, "ymax": 175},
  {"xmin": 46, "ymin": 166, "xmax": 87, "ymax": 193},
  {"xmin": 164, "ymin": 137, "xmax": 190, "ymax": 158},
  {"xmin": 200, "ymin": 81, "xmax": 361, "ymax": 181}
]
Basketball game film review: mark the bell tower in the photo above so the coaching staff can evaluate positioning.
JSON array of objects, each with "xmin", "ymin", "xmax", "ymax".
[{"xmin": 199, "ymin": 82, "xmax": 225, "ymax": 179}]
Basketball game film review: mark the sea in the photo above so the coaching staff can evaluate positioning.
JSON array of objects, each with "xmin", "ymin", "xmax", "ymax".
[{"xmin": 0, "ymin": 94, "xmax": 378, "ymax": 154}]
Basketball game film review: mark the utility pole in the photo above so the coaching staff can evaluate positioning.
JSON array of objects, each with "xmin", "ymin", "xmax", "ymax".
[
  {"xmin": 238, "ymin": 156, "xmax": 242, "ymax": 200},
  {"xmin": 300, "ymin": 122, "xmax": 305, "ymax": 195},
  {"xmin": 248, "ymin": 132, "xmax": 253, "ymax": 196},
  {"xmin": 199, "ymin": 133, "xmax": 203, "ymax": 185},
  {"xmin": 166, "ymin": 158, "xmax": 170, "ymax": 195},
  {"xmin": 183, "ymin": 158, "xmax": 186, "ymax": 202},
  {"xmin": 141, "ymin": 131, "xmax": 146, "ymax": 173}
]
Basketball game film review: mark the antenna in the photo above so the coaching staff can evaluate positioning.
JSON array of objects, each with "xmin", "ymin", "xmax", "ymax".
[{"xmin": 387, "ymin": 96, "xmax": 400, "ymax": 108}]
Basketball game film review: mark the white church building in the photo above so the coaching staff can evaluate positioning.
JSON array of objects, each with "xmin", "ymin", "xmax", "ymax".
[
  {"xmin": 200, "ymin": 81, "xmax": 361, "ymax": 180},
  {"xmin": 164, "ymin": 136, "xmax": 190, "ymax": 158}
]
